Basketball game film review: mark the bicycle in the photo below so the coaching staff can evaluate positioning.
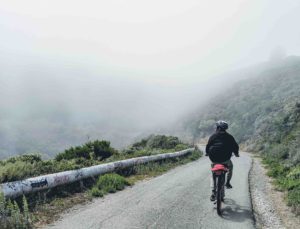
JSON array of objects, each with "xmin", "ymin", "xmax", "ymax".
[{"xmin": 211, "ymin": 164, "xmax": 228, "ymax": 215}]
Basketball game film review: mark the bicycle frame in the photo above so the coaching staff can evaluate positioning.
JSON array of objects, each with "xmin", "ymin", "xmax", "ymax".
[
  {"xmin": 213, "ymin": 171, "xmax": 226, "ymax": 215},
  {"xmin": 211, "ymin": 164, "xmax": 228, "ymax": 215}
]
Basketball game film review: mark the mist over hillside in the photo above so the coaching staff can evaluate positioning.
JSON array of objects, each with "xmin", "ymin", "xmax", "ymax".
[
  {"xmin": 0, "ymin": 61, "xmax": 253, "ymax": 159},
  {"xmin": 0, "ymin": 56, "xmax": 297, "ymax": 159},
  {"xmin": 0, "ymin": 69, "xmax": 192, "ymax": 158},
  {"xmin": 182, "ymin": 56, "xmax": 300, "ymax": 161}
]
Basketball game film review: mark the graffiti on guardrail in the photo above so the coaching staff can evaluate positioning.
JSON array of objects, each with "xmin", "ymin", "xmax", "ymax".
[
  {"xmin": 30, "ymin": 178, "xmax": 48, "ymax": 189},
  {"xmin": 54, "ymin": 175, "xmax": 69, "ymax": 185}
]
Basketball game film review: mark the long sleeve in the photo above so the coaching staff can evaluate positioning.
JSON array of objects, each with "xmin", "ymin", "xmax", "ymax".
[
  {"xmin": 205, "ymin": 135, "xmax": 214, "ymax": 155},
  {"xmin": 231, "ymin": 136, "xmax": 239, "ymax": 155}
]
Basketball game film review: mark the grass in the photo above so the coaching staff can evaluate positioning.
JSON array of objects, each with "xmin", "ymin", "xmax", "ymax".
[
  {"xmin": 89, "ymin": 174, "xmax": 129, "ymax": 197},
  {"xmin": 0, "ymin": 193, "xmax": 32, "ymax": 229},
  {"xmin": 262, "ymin": 157, "xmax": 300, "ymax": 214},
  {"xmin": 32, "ymin": 192, "xmax": 92, "ymax": 227}
]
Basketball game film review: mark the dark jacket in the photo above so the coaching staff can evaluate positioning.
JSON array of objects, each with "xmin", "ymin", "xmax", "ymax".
[{"xmin": 205, "ymin": 130, "xmax": 239, "ymax": 163}]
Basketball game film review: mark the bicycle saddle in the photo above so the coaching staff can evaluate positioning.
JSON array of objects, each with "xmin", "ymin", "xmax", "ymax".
[{"xmin": 211, "ymin": 164, "xmax": 228, "ymax": 171}]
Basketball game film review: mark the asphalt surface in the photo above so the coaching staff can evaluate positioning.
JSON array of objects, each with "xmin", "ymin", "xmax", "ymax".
[{"xmin": 46, "ymin": 152, "xmax": 254, "ymax": 229}]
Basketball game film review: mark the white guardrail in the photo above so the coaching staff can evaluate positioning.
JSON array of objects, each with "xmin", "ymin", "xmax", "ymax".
[{"xmin": 0, "ymin": 148, "xmax": 195, "ymax": 199}]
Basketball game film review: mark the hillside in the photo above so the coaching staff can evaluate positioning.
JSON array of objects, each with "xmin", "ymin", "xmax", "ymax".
[{"xmin": 183, "ymin": 56, "xmax": 300, "ymax": 213}]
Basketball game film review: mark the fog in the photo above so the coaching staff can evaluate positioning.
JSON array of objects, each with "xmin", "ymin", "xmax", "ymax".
[{"xmin": 1, "ymin": 0, "xmax": 300, "ymax": 158}]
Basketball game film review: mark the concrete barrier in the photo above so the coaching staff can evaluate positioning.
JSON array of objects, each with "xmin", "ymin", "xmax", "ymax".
[{"xmin": 0, "ymin": 148, "xmax": 195, "ymax": 199}]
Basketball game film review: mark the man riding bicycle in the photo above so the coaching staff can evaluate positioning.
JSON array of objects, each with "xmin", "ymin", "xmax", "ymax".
[{"xmin": 205, "ymin": 120, "xmax": 239, "ymax": 201}]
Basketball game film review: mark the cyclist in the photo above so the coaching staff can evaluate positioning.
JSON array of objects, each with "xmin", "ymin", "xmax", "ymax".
[{"xmin": 205, "ymin": 120, "xmax": 239, "ymax": 201}]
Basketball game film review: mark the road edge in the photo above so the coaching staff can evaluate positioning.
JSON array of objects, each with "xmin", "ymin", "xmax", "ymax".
[
  {"xmin": 247, "ymin": 156, "xmax": 258, "ymax": 228},
  {"xmin": 248, "ymin": 154, "xmax": 300, "ymax": 229}
]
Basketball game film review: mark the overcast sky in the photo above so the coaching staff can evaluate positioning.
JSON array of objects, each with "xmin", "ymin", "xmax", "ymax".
[
  {"xmin": 1, "ymin": 0, "xmax": 300, "ymax": 155},
  {"xmin": 1, "ymin": 0, "xmax": 300, "ymax": 84}
]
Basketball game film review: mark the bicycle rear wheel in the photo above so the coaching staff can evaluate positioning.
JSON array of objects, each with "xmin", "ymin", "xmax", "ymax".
[{"xmin": 216, "ymin": 176, "xmax": 223, "ymax": 215}]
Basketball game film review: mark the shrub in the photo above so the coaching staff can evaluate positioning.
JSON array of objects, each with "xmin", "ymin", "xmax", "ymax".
[
  {"xmin": 288, "ymin": 166, "xmax": 300, "ymax": 179},
  {"xmin": 5, "ymin": 154, "xmax": 42, "ymax": 164},
  {"xmin": 146, "ymin": 135, "xmax": 180, "ymax": 149},
  {"xmin": 189, "ymin": 148, "xmax": 203, "ymax": 160},
  {"xmin": 175, "ymin": 144, "xmax": 190, "ymax": 151},
  {"xmin": 129, "ymin": 135, "xmax": 188, "ymax": 152},
  {"xmin": 0, "ymin": 160, "xmax": 38, "ymax": 183},
  {"xmin": 89, "ymin": 187, "xmax": 104, "ymax": 197},
  {"xmin": 95, "ymin": 173, "xmax": 129, "ymax": 194},
  {"xmin": 55, "ymin": 140, "xmax": 117, "ymax": 161},
  {"xmin": 287, "ymin": 188, "xmax": 300, "ymax": 210},
  {"xmin": 265, "ymin": 162, "xmax": 287, "ymax": 178},
  {"xmin": 132, "ymin": 139, "xmax": 147, "ymax": 149},
  {"xmin": 93, "ymin": 140, "xmax": 116, "ymax": 160}
]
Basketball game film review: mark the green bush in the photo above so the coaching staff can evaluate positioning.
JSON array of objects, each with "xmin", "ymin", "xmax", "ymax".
[
  {"xmin": 288, "ymin": 166, "xmax": 300, "ymax": 179},
  {"xmin": 55, "ymin": 140, "xmax": 117, "ymax": 161},
  {"xmin": 5, "ymin": 154, "xmax": 42, "ymax": 164},
  {"xmin": 146, "ymin": 135, "xmax": 181, "ymax": 149},
  {"xmin": 96, "ymin": 173, "xmax": 129, "ymax": 194},
  {"xmin": 287, "ymin": 188, "xmax": 300, "ymax": 208},
  {"xmin": 174, "ymin": 144, "xmax": 189, "ymax": 151},
  {"xmin": 89, "ymin": 187, "xmax": 104, "ymax": 197},
  {"xmin": 0, "ymin": 160, "xmax": 38, "ymax": 183},
  {"xmin": 93, "ymin": 140, "xmax": 116, "ymax": 159},
  {"xmin": 132, "ymin": 139, "xmax": 148, "ymax": 149},
  {"xmin": 189, "ymin": 148, "xmax": 203, "ymax": 160},
  {"xmin": 265, "ymin": 162, "xmax": 287, "ymax": 178},
  {"xmin": 129, "ymin": 135, "xmax": 189, "ymax": 152},
  {"xmin": 89, "ymin": 174, "xmax": 130, "ymax": 197}
]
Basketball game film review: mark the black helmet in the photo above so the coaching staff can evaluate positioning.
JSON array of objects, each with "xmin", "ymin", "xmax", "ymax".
[{"xmin": 216, "ymin": 120, "xmax": 228, "ymax": 130}]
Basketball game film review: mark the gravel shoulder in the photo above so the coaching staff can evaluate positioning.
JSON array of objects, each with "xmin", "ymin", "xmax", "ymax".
[{"xmin": 249, "ymin": 155, "xmax": 300, "ymax": 229}]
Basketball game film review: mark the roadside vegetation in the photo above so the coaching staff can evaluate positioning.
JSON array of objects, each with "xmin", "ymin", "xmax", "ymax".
[
  {"xmin": 0, "ymin": 135, "xmax": 201, "ymax": 227},
  {"xmin": 184, "ymin": 57, "xmax": 300, "ymax": 214},
  {"xmin": 0, "ymin": 193, "xmax": 32, "ymax": 229},
  {"xmin": 0, "ymin": 135, "xmax": 189, "ymax": 183}
]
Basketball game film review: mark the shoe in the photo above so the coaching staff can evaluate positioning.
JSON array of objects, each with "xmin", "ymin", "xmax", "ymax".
[
  {"xmin": 225, "ymin": 182, "xmax": 233, "ymax": 189},
  {"xmin": 210, "ymin": 193, "xmax": 216, "ymax": 201}
]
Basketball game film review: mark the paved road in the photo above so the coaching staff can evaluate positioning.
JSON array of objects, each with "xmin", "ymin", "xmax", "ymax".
[{"xmin": 46, "ymin": 152, "xmax": 254, "ymax": 229}]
